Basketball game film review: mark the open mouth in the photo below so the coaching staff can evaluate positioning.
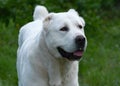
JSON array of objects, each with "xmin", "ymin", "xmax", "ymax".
[{"xmin": 57, "ymin": 47, "xmax": 84, "ymax": 61}]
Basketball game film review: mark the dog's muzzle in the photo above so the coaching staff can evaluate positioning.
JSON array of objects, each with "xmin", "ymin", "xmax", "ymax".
[
  {"xmin": 57, "ymin": 35, "xmax": 86, "ymax": 61},
  {"xmin": 57, "ymin": 47, "xmax": 84, "ymax": 61}
]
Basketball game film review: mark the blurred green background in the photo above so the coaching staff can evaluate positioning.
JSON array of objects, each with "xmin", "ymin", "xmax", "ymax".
[{"xmin": 0, "ymin": 0, "xmax": 120, "ymax": 86}]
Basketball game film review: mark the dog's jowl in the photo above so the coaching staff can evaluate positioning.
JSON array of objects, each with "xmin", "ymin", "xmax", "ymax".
[{"xmin": 17, "ymin": 5, "xmax": 87, "ymax": 86}]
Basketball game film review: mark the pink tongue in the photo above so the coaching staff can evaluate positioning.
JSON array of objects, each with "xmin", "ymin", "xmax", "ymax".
[{"xmin": 73, "ymin": 51, "xmax": 83, "ymax": 57}]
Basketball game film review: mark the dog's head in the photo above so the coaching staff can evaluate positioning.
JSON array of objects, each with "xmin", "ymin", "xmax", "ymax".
[{"xmin": 43, "ymin": 9, "xmax": 87, "ymax": 61}]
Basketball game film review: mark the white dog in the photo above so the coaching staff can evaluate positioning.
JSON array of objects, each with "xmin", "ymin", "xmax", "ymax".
[{"xmin": 17, "ymin": 5, "xmax": 87, "ymax": 86}]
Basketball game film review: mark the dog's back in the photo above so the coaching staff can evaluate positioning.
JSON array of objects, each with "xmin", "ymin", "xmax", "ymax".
[
  {"xmin": 17, "ymin": 6, "xmax": 49, "ymax": 86},
  {"xmin": 18, "ymin": 6, "xmax": 48, "ymax": 47}
]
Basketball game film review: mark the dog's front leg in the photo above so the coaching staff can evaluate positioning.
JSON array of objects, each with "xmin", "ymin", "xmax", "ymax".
[{"xmin": 48, "ymin": 61, "xmax": 62, "ymax": 86}]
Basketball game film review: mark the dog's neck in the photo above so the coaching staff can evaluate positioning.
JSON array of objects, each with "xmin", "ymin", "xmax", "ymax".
[{"xmin": 37, "ymin": 30, "xmax": 55, "ymax": 58}]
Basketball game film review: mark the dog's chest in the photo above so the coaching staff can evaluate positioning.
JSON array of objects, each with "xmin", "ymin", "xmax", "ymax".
[{"xmin": 58, "ymin": 60, "xmax": 78, "ymax": 85}]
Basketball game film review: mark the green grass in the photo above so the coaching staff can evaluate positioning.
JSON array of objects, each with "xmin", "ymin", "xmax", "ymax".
[
  {"xmin": 0, "ymin": 16, "xmax": 120, "ymax": 86},
  {"xmin": 79, "ymin": 18, "xmax": 120, "ymax": 85},
  {"xmin": 0, "ymin": 20, "xmax": 18, "ymax": 86}
]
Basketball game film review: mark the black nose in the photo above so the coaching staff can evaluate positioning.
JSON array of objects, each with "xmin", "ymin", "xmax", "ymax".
[{"xmin": 75, "ymin": 35, "xmax": 85, "ymax": 49}]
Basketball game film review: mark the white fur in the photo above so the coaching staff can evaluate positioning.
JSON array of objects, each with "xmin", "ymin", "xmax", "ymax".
[
  {"xmin": 17, "ymin": 5, "xmax": 87, "ymax": 86},
  {"xmin": 33, "ymin": 5, "xmax": 48, "ymax": 20}
]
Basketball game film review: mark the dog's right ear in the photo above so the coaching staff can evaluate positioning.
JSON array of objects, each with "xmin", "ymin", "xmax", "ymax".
[
  {"xmin": 43, "ymin": 13, "xmax": 54, "ymax": 31},
  {"xmin": 68, "ymin": 9, "xmax": 79, "ymax": 16}
]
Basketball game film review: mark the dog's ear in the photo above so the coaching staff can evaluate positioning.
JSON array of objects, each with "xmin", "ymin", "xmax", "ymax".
[
  {"xmin": 43, "ymin": 13, "xmax": 54, "ymax": 31},
  {"xmin": 68, "ymin": 9, "xmax": 79, "ymax": 16},
  {"xmin": 80, "ymin": 17, "xmax": 85, "ymax": 27},
  {"xmin": 68, "ymin": 9, "xmax": 85, "ymax": 26}
]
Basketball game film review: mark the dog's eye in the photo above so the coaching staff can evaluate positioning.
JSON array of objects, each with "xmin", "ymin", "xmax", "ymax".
[
  {"xmin": 78, "ymin": 25, "xmax": 82, "ymax": 29},
  {"xmin": 60, "ymin": 26, "xmax": 69, "ymax": 31}
]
